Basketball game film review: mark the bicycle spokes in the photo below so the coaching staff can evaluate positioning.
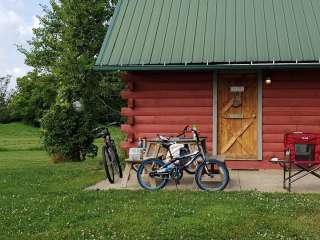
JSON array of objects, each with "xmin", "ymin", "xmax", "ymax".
[
  {"xmin": 195, "ymin": 161, "xmax": 229, "ymax": 191},
  {"xmin": 137, "ymin": 159, "xmax": 168, "ymax": 191}
]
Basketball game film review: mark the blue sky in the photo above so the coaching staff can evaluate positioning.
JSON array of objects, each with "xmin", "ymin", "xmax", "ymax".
[{"xmin": 0, "ymin": 0, "xmax": 50, "ymax": 89}]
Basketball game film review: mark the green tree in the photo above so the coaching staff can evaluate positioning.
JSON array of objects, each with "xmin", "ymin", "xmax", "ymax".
[
  {"xmin": 16, "ymin": 1, "xmax": 123, "ymax": 126},
  {"xmin": 41, "ymin": 103, "xmax": 97, "ymax": 162},
  {"xmin": 0, "ymin": 75, "xmax": 18, "ymax": 123},
  {"xmin": 14, "ymin": 2, "xmax": 62, "ymax": 125},
  {"xmin": 20, "ymin": 3, "xmax": 63, "ymax": 73},
  {"xmin": 96, "ymin": 73, "xmax": 126, "ymax": 123},
  {"xmin": 0, "ymin": 75, "xmax": 10, "ymax": 107},
  {"xmin": 44, "ymin": 0, "xmax": 119, "ymax": 161},
  {"xmin": 11, "ymin": 72, "xmax": 57, "ymax": 126},
  {"xmin": 16, "ymin": 0, "xmax": 122, "ymax": 161}
]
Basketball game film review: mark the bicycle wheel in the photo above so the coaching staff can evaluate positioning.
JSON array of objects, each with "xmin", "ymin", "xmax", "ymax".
[
  {"xmin": 102, "ymin": 145, "xmax": 115, "ymax": 183},
  {"xmin": 195, "ymin": 160, "xmax": 229, "ymax": 191},
  {"xmin": 109, "ymin": 141, "xmax": 123, "ymax": 178},
  {"xmin": 137, "ymin": 159, "xmax": 168, "ymax": 191}
]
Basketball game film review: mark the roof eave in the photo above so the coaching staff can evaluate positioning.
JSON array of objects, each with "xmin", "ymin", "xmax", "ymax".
[{"xmin": 94, "ymin": 63, "xmax": 320, "ymax": 72}]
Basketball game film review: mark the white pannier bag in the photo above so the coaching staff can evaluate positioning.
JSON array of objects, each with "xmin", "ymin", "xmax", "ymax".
[{"xmin": 164, "ymin": 143, "xmax": 185, "ymax": 163}]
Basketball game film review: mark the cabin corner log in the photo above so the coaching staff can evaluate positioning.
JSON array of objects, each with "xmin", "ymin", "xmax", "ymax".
[{"xmin": 120, "ymin": 73, "xmax": 136, "ymax": 145}]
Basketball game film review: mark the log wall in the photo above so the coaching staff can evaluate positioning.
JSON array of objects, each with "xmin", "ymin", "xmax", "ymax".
[
  {"xmin": 121, "ymin": 71, "xmax": 213, "ymax": 152},
  {"xmin": 228, "ymin": 70, "xmax": 320, "ymax": 169},
  {"xmin": 120, "ymin": 70, "xmax": 320, "ymax": 169},
  {"xmin": 262, "ymin": 70, "xmax": 320, "ymax": 162}
]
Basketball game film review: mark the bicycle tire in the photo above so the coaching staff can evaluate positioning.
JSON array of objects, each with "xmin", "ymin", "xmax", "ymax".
[
  {"xmin": 137, "ymin": 159, "xmax": 168, "ymax": 191},
  {"xmin": 102, "ymin": 145, "xmax": 115, "ymax": 183},
  {"xmin": 110, "ymin": 141, "xmax": 123, "ymax": 178},
  {"xmin": 195, "ymin": 160, "xmax": 229, "ymax": 191}
]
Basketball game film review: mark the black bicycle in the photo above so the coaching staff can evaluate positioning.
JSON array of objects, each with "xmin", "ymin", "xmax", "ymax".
[
  {"xmin": 92, "ymin": 123, "xmax": 123, "ymax": 183},
  {"xmin": 137, "ymin": 126, "xmax": 229, "ymax": 191}
]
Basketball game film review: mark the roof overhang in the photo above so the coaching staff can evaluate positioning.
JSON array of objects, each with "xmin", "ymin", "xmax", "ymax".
[
  {"xmin": 94, "ymin": 62, "xmax": 320, "ymax": 72},
  {"xmin": 96, "ymin": 0, "xmax": 320, "ymax": 70}
]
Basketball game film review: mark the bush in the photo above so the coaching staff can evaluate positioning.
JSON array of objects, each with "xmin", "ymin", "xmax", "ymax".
[{"xmin": 41, "ymin": 103, "xmax": 97, "ymax": 162}]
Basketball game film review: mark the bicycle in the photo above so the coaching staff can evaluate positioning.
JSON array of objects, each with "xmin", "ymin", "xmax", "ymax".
[
  {"xmin": 136, "ymin": 126, "xmax": 230, "ymax": 191},
  {"xmin": 92, "ymin": 122, "xmax": 123, "ymax": 184},
  {"xmin": 131, "ymin": 131, "xmax": 194, "ymax": 173}
]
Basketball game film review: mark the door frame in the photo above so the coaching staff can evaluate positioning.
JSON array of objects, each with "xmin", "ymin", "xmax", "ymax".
[{"xmin": 212, "ymin": 70, "xmax": 263, "ymax": 160}]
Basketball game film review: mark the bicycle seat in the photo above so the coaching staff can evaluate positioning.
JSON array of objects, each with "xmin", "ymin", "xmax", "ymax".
[
  {"xmin": 159, "ymin": 135, "xmax": 169, "ymax": 141},
  {"xmin": 158, "ymin": 135, "xmax": 174, "ymax": 148}
]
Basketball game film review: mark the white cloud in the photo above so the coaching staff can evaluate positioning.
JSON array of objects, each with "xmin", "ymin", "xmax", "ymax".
[
  {"xmin": 5, "ymin": 66, "xmax": 30, "ymax": 89},
  {"xmin": 7, "ymin": 66, "xmax": 29, "ymax": 78},
  {"xmin": 18, "ymin": 15, "xmax": 40, "ymax": 39},
  {"xmin": 0, "ymin": 1, "xmax": 49, "ymax": 90},
  {"xmin": 6, "ymin": 0, "xmax": 25, "ymax": 9},
  {"xmin": 32, "ymin": 15, "xmax": 41, "ymax": 29},
  {"xmin": 0, "ymin": 10, "xmax": 35, "ymax": 40}
]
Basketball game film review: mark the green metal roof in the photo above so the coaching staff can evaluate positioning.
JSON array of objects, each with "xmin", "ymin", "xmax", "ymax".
[{"xmin": 96, "ymin": 0, "xmax": 320, "ymax": 71}]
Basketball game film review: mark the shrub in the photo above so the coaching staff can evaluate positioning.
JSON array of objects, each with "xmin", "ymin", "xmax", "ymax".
[{"xmin": 41, "ymin": 103, "xmax": 97, "ymax": 162}]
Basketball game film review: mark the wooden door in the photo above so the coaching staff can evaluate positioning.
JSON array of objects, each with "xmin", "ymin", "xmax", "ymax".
[{"xmin": 218, "ymin": 73, "xmax": 258, "ymax": 160}]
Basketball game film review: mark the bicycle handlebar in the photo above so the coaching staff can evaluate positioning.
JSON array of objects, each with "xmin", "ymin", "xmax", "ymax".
[
  {"xmin": 106, "ymin": 122, "xmax": 119, "ymax": 127},
  {"xmin": 91, "ymin": 122, "xmax": 119, "ymax": 138},
  {"xmin": 158, "ymin": 125, "xmax": 200, "ymax": 142}
]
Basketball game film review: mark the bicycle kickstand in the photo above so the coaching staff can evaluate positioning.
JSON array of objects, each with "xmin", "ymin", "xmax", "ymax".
[{"xmin": 174, "ymin": 167, "xmax": 180, "ymax": 190}]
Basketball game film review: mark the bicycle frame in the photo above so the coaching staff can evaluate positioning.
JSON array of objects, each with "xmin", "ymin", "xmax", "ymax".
[
  {"xmin": 93, "ymin": 123, "xmax": 123, "ymax": 183},
  {"xmin": 152, "ymin": 129, "xmax": 206, "ymax": 178},
  {"xmin": 101, "ymin": 129, "xmax": 116, "ymax": 153},
  {"xmin": 150, "ymin": 127, "xmax": 205, "ymax": 176},
  {"xmin": 138, "ymin": 126, "xmax": 230, "ymax": 191},
  {"xmin": 102, "ymin": 131, "xmax": 118, "ymax": 163}
]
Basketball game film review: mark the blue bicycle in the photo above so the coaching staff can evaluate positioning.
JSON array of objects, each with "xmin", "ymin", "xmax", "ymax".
[{"xmin": 137, "ymin": 126, "xmax": 229, "ymax": 191}]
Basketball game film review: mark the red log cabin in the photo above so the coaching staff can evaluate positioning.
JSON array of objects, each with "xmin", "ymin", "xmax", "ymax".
[{"xmin": 95, "ymin": 0, "xmax": 320, "ymax": 169}]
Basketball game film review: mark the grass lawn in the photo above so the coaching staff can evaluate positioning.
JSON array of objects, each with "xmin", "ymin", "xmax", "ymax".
[{"xmin": 1, "ymin": 123, "xmax": 320, "ymax": 240}]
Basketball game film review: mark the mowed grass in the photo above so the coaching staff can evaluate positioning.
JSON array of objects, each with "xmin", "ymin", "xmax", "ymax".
[
  {"xmin": 1, "ymin": 123, "xmax": 320, "ymax": 240},
  {"xmin": 0, "ymin": 123, "xmax": 43, "ymax": 151}
]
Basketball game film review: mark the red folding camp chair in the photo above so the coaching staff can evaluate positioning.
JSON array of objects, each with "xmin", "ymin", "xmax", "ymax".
[{"xmin": 282, "ymin": 132, "xmax": 320, "ymax": 192}]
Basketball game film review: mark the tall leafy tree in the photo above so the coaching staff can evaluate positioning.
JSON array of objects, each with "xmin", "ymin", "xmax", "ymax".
[
  {"xmin": 16, "ymin": 0, "xmax": 123, "ymax": 161},
  {"xmin": 53, "ymin": 0, "xmax": 115, "ymax": 115},
  {"xmin": 11, "ymin": 72, "xmax": 57, "ymax": 126},
  {"xmin": 0, "ymin": 75, "xmax": 17, "ymax": 123},
  {"xmin": 41, "ymin": 0, "xmax": 119, "ymax": 161},
  {"xmin": 15, "ymin": 2, "xmax": 62, "ymax": 125},
  {"xmin": 20, "ymin": 3, "xmax": 63, "ymax": 73}
]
